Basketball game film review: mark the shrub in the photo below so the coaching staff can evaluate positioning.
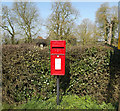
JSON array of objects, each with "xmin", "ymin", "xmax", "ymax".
[{"xmin": 2, "ymin": 44, "xmax": 120, "ymax": 107}]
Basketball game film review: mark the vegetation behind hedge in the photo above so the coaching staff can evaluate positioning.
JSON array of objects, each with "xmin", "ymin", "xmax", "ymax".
[{"xmin": 2, "ymin": 44, "xmax": 120, "ymax": 107}]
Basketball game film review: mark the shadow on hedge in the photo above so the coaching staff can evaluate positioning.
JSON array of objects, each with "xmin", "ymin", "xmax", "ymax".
[
  {"xmin": 60, "ymin": 57, "xmax": 71, "ymax": 95},
  {"xmin": 107, "ymin": 45, "xmax": 120, "ymax": 110}
]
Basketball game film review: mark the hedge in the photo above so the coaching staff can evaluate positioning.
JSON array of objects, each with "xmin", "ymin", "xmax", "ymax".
[{"xmin": 2, "ymin": 44, "xmax": 120, "ymax": 106}]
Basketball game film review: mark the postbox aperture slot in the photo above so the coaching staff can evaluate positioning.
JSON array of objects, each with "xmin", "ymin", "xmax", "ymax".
[{"xmin": 52, "ymin": 47, "xmax": 64, "ymax": 49}]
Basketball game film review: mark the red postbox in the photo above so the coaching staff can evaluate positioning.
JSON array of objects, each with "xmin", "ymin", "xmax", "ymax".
[{"xmin": 50, "ymin": 40, "xmax": 66, "ymax": 75}]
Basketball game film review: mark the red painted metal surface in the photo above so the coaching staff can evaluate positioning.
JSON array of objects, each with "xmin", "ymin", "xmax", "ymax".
[{"xmin": 50, "ymin": 40, "xmax": 66, "ymax": 75}]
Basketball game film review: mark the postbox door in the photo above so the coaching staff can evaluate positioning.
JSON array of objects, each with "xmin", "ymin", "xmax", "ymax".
[{"xmin": 51, "ymin": 54, "xmax": 65, "ymax": 75}]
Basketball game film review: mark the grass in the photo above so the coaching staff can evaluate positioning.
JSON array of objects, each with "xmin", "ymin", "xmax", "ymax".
[{"xmin": 2, "ymin": 95, "xmax": 116, "ymax": 110}]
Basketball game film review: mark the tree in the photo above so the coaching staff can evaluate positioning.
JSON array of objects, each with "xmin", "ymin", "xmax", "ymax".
[
  {"xmin": 47, "ymin": 2, "xmax": 79, "ymax": 44},
  {"xmin": 96, "ymin": 3, "xmax": 110, "ymax": 44},
  {"xmin": 0, "ymin": 5, "xmax": 16, "ymax": 44},
  {"xmin": 13, "ymin": 2, "xmax": 41, "ymax": 43},
  {"xmin": 2, "ymin": 32, "xmax": 11, "ymax": 45},
  {"xmin": 92, "ymin": 23, "xmax": 100, "ymax": 44},
  {"xmin": 77, "ymin": 18, "xmax": 97, "ymax": 45},
  {"xmin": 107, "ymin": 6, "xmax": 118, "ymax": 45},
  {"xmin": 96, "ymin": 3, "xmax": 118, "ymax": 45}
]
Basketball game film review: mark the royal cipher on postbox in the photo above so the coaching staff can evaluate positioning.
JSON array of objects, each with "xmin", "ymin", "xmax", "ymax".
[{"xmin": 50, "ymin": 40, "xmax": 66, "ymax": 75}]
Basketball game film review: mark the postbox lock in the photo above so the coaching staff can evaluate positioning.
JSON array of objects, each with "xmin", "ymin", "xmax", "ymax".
[{"xmin": 57, "ymin": 55, "xmax": 59, "ymax": 57}]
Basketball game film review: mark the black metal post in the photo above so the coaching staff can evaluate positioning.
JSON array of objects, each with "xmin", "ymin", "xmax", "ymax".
[{"xmin": 57, "ymin": 75, "xmax": 59, "ymax": 105}]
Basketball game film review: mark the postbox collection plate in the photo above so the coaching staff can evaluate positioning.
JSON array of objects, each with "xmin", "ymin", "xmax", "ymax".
[{"xmin": 55, "ymin": 58, "xmax": 61, "ymax": 70}]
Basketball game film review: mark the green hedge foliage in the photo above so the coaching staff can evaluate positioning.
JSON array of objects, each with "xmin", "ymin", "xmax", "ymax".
[{"xmin": 2, "ymin": 44, "xmax": 120, "ymax": 106}]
